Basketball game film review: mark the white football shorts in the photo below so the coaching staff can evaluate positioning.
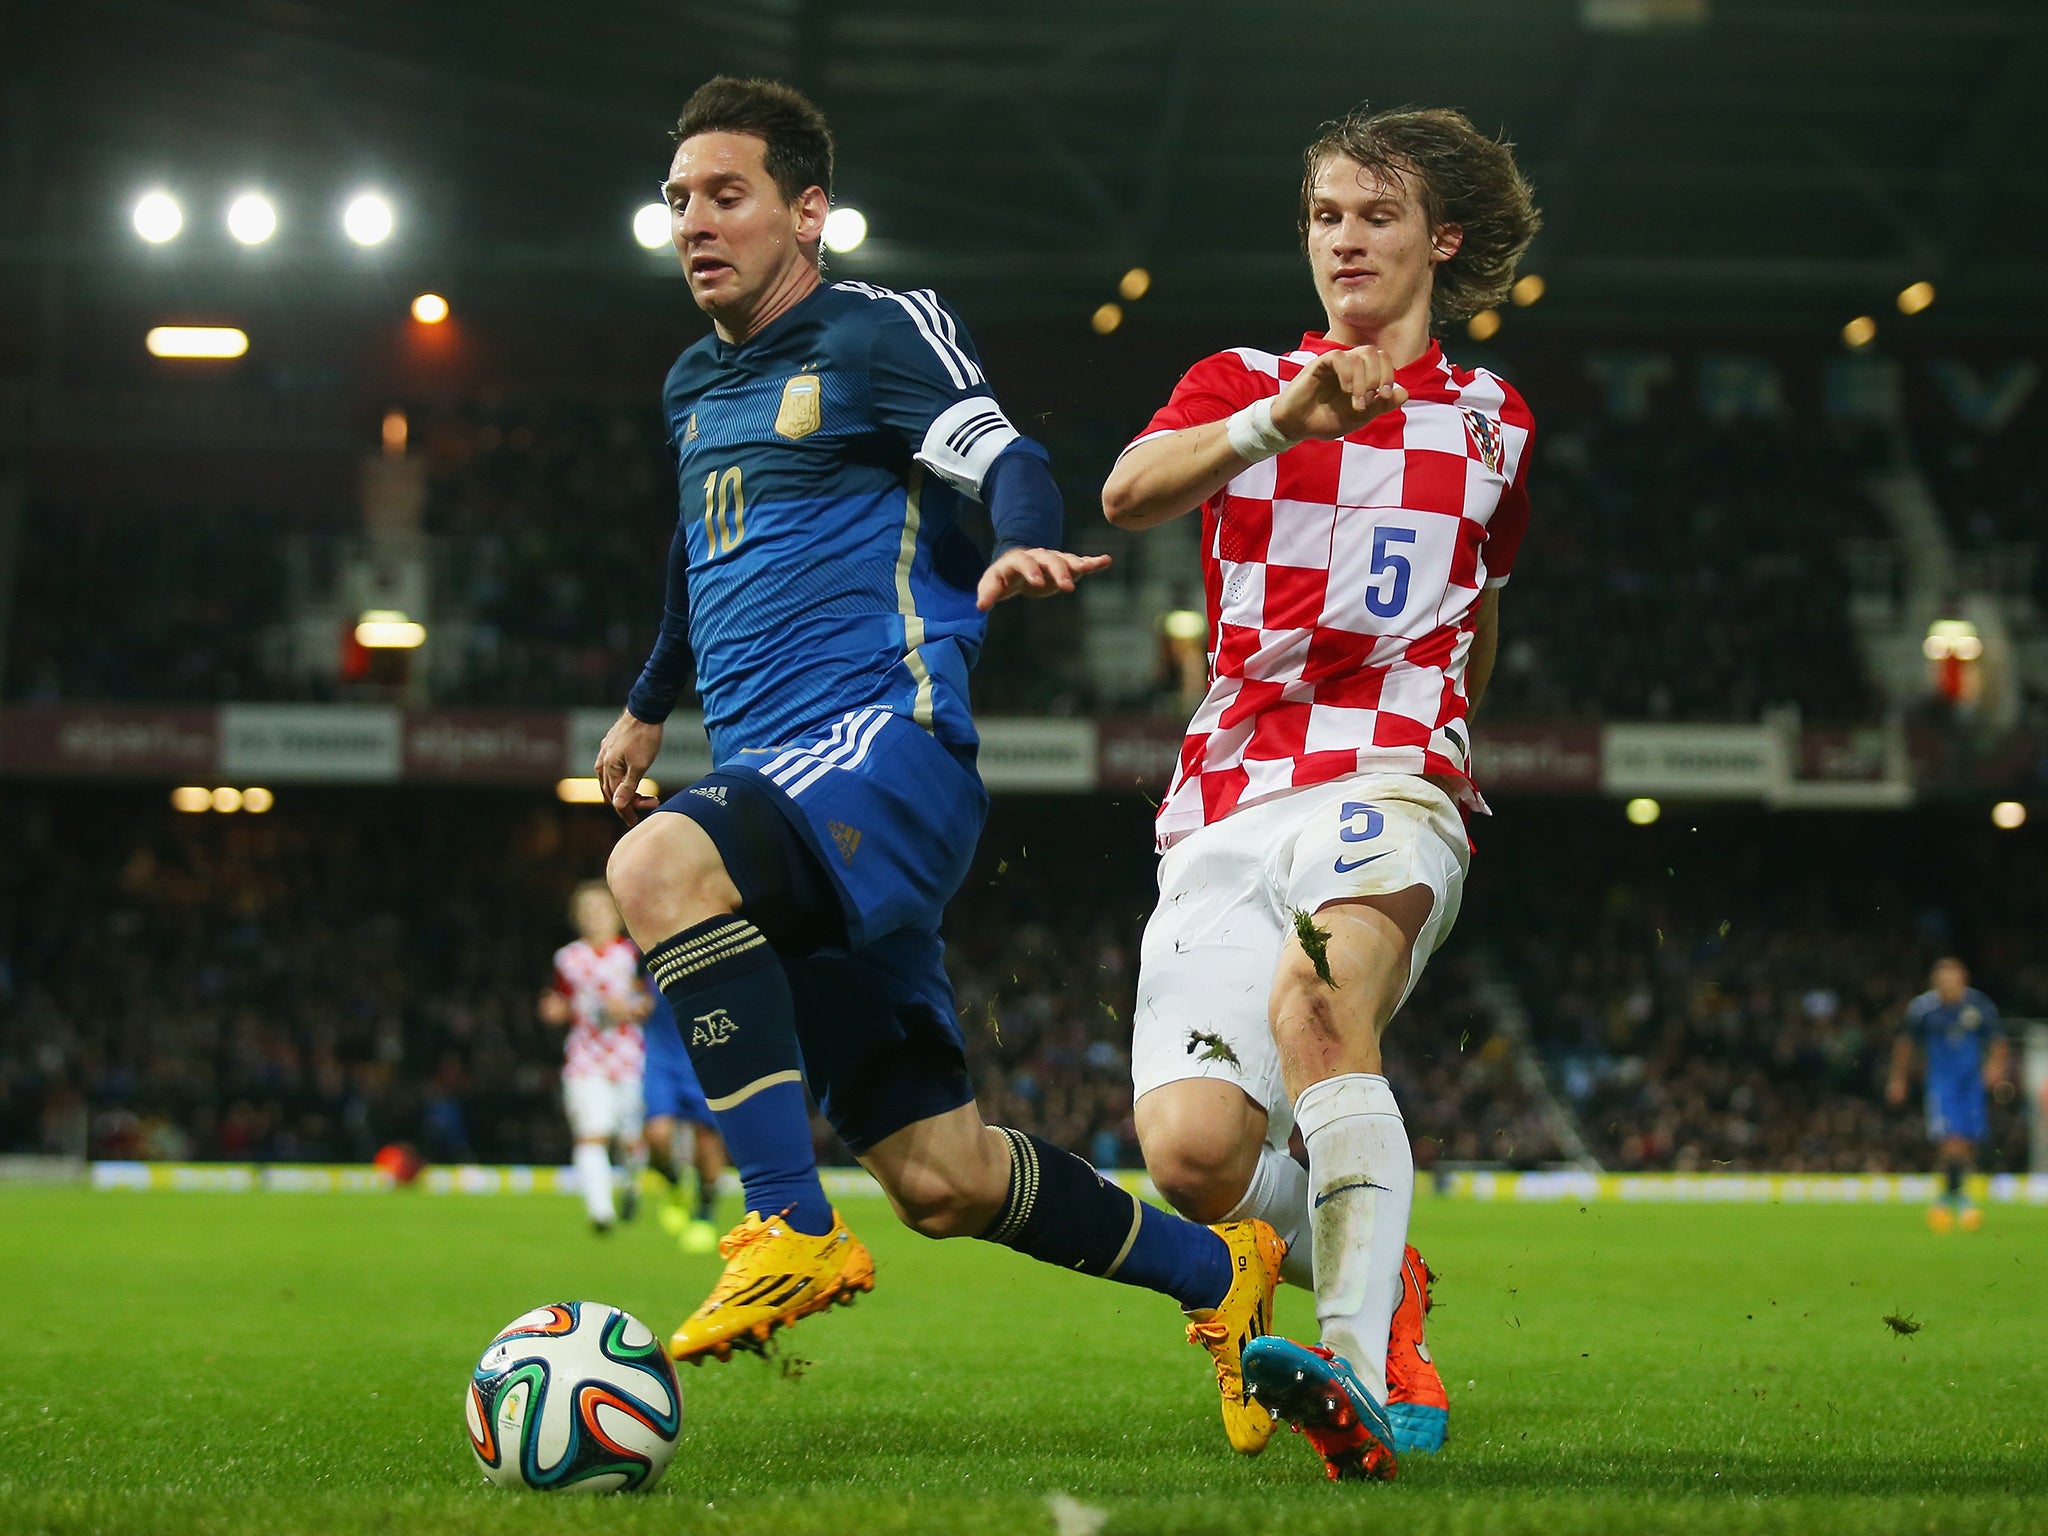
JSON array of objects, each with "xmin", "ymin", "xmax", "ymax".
[
  {"xmin": 1130, "ymin": 772, "xmax": 1468, "ymax": 1150},
  {"xmin": 562, "ymin": 1072, "xmax": 645, "ymax": 1144}
]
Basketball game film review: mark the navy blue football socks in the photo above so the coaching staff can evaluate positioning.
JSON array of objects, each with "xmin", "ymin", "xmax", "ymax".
[
  {"xmin": 644, "ymin": 916, "xmax": 834, "ymax": 1237},
  {"xmin": 981, "ymin": 1127, "xmax": 1233, "ymax": 1312}
]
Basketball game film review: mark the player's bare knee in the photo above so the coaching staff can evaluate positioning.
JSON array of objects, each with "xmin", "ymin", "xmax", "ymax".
[
  {"xmin": 605, "ymin": 816, "xmax": 736, "ymax": 934},
  {"xmin": 1136, "ymin": 1090, "xmax": 1259, "ymax": 1222},
  {"xmin": 883, "ymin": 1161, "xmax": 987, "ymax": 1240}
]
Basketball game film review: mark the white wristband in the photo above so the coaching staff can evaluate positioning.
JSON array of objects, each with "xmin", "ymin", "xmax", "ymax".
[{"xmin": 1224, "ymin": 397, "xmax": 1297, "ymax": 463}]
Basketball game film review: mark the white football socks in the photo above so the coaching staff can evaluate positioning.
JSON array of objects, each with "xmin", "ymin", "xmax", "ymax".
[
  {"xmin": 574, "ymin": 1142, "xmax": 617, "ymax": 1225},
  {"xmin": 1223, "ymin": 1143, "xmax": 1315, "ymax": 1290},
  {"xmin": 1295, "ymin": 1072, "xmax": 1413, "ymax": 1407}
]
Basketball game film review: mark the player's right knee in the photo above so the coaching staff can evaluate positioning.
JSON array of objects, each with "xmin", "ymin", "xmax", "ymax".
[
  {"xmin": 1136, "ymin": 1093, "xmax": 1259, "ymax": 1224},
  {"xmin": 605, "ymin": 815, "xmax": 740, "ymax": 937}
]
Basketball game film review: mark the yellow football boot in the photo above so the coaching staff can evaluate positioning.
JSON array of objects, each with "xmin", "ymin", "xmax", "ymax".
[
  {"xmin": 1184, "ymin": 1219, "xmax": 1288, "ymax": 1453},
  {"xmin": 668, "ymin": 1207, "xmax": 875, "ymax": 1363}
]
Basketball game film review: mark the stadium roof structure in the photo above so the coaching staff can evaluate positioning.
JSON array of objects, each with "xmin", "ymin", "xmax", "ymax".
[{"xmin": 5, "ymin": 0, "xmax": 2048, "ymax": 332}]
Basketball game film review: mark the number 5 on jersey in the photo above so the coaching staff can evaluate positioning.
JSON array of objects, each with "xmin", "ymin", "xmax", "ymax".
[{"xmin": 703, "ymin": 466, "xmax": 745, "ymax": 555}]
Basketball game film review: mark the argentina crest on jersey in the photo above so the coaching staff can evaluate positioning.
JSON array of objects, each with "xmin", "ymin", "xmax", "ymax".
[
  {"xmin": 775, "ymin": 373, "xmax": 823, "ymax": 439},
  {"xmin": 1461, "ymin": 408, "xmax": 1504, "ymax": 476}
]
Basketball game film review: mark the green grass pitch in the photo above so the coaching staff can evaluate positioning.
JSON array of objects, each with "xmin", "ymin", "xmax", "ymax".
[{"xmin": 2, "ymin": 1186, "xmax": 2043, "ymax": 1535}]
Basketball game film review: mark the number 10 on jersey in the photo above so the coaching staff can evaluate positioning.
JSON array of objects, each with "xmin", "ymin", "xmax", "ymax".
[{"xmin": 703, "ymin": 466, "xmax": 745, "ymax": 555}]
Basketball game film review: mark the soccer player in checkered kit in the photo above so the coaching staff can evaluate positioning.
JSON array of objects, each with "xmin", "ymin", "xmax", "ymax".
[{"xmin": 1102, "ymin": 105, "xmax": 1540, "ymax": 1481}]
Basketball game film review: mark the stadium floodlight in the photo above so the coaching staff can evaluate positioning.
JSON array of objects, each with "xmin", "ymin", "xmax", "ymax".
[
  {"xmin": 1119, "ymin": 267, "xmax": 1151, "ymax": 302},
  {"xmin": 133, "ymin": 190, "xmax": 183, "ymax": 243},
  {"xmin": 1467, "ymin": 308, "xmax": 1502, "ymax": 341},
  {"xmin": 823, "ymin": 206, "xmax": 868, "ymax": 253},
  {"xmin": 633, "ymin": 202, "xmax": 671, "ymax": 250},
  {"xmin": 355, "ymin": 609, "xmax": 427, "ymax": 648},
  {"xmin": 170, "ymin": 786, "xmax": 212, "ymax": 813},
  {"xmin": 1511, "ymin": 273, "xmax": 1546, "ymax": 307},
  {"xmin": 557, "ymin": 777, "xmax": 658, "ymax": 804},
  {"xmin": 1625, "ymin": 797, "xmax": 1661, "ymax": 826},
  {"xmin": 1091, "ymin": 302, "xmax": 1124, "ymax": 336},
  {"xmin": 343, "ymin": 192, "xmax": 395, "ymax": 246},
  {"xmin": 411, "ymin": 292, "xmax": 449, "ymax": 324},
  {"xmin": 1161, "ymin": 609, "xmax": 1205, "ymax": 643},
  {"xmin": 226, "ymin": 192, "xmax": 278, "ymax": 245},
  {"xmin": 1897, "ymin": 281, "xmax": 1935, "ymax": 316},
  {"xmin": 1841, "ymin": 314, "xmax": 1877, "ymax": 349},
  {"xmin": 1991, "ymin": 801, "xmax": 2027, "ymax": 830},
  {"xmin": 211, "ymin": 787, "xmax": 244, "ymax": 814},
  {"xmin": 146, "ymin": 326, "xmax": 249, "ymax": 359},
  {"xmin": 242, "ymin": 787, "xmax": 275, "ymax": 814}
]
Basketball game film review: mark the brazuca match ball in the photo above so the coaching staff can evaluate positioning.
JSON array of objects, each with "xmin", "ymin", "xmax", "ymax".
[{"xmin": 465, "ymin": 1301, "xmax": 682, "ymax": 1493}]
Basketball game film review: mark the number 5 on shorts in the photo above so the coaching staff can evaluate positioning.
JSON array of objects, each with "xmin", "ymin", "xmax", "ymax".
[{"xmin": 1334, "ymin": 802, "xmax": 1386, "ymax": 874}]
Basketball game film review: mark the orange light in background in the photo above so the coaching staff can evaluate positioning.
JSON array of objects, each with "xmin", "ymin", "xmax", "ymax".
[
  {"xmin": 171, "ymin": 786, "xmax": 212, "ymax": 813},
  {"xmin": 411, "ymin": 292, "xmax": 449, "ymax": 324},
  {"xmin": 1091, "ymin": 302, "xmax": 1123, "ymax": 335},
  {"xmin": 1842, "ymin": 315, "xmax": 1877, "ymax": 349},
  {"xmin": 1118, "ymin": 267, "xmax": 1152, "ymax": 302},
  {"xmin": 1896, "ymin": 281, "xmax": 1935, "ymax": 316},
  {"xmin": 210, "ymin": 787, "xmax": 244, "ymax": 814},
  {"xmin": 1467, "ymin": 308, "xmax": 1502, "ymax": 341},
  {"xmin": 557, "ymin": 777, "xmax": 658, "ymax": 804},
  {"xmin": 1510, "ymin": 273, "xmax": 1546, "ymax": 307},
  {"xmin": 382, "ymin": 409, "xmax": 409, "ymax": 455},
  {"xmin": 243, "ymin": 787, "xmax": 275, "ymax": 814}
]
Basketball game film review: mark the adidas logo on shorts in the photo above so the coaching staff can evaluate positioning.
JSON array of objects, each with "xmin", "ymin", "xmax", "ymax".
[{"xmin": 689, "ymin": 784, "xmax": 729, "ymax": 805}]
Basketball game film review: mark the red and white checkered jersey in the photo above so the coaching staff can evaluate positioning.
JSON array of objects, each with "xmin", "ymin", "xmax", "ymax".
[
  {"xmin": 1130, "ymin": 335, "xmax": 1533, "ymax": 850},
  {"xmin": 553, "ymin": 937, "xmax": 647, "ymax": 1083}
]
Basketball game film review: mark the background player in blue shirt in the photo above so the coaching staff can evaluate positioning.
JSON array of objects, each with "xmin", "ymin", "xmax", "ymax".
[
  {"xmin": 1888, "ymin": 956, "xmax": 2011, "ymax": 1231},
  {"xmin": 593, "ymin": 78, "xmax": 1284, "ymax": 1430},
  {"xmin": 640, "ymin": 980, "xmax": 726, "ymax": 1253}
]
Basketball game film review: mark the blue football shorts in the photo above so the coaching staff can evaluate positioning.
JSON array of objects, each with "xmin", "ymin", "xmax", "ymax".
[
  {"xmin": 654, "ymin": 706, "xmax": 988, "ymax": 1154},
  {"xmin": 1926, "ymin": 1079, "xmax": 1989, "ymax": 1143}
]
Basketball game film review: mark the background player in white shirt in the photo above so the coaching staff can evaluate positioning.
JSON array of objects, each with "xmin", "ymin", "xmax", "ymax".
[
  {"xmin": 1103, "ymin": 105, "xmax": 1539, "ymax": 1481},
  {"xmin": 538, "ymin": 880, "xmax": 654, "ymax": 1232}
]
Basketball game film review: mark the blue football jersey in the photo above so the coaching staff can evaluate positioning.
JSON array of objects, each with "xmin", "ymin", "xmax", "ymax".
[
  {"xmin": 1904, "ymin": 987, "xmax": 2003, "ymax": 1088},
  {"xmin": 630, "ymin": 281, "xmax": 1027, "ymax": 761}
]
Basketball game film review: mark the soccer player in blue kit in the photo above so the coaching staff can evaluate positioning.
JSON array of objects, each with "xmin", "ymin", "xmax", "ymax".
[
  {"xmin": 594, "ymin": 77, "xmax": 1284, "ymax": 1425},
  {"xmin": 1889, "ymin": 956, "xmax": 2011, "ymax": 1231}
]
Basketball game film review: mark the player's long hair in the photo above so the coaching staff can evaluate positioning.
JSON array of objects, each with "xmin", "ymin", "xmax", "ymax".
[
  {"xmin": 673, "ymin": 76, "xmax": 834, "ymax": 208},
  {"xmin": 1298, "ymin": 105, "xmax": 1541, "ymax": 326}
]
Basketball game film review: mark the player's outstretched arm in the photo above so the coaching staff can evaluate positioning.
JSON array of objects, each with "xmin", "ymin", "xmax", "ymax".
[
  {"xmin": 595, "ymin": 709, "xmax": 664, "ymax": 826},
  {"xmin": 975, "ymin": 547, "xmax": 1111, "ymax": 611},
  {"xmin": 1103, "ymin": 345, "xmax": 1408, "ymax": 532},
  {"xmin": 538, "ymin": 989, "xmax": 572, "ymax": 1027}
]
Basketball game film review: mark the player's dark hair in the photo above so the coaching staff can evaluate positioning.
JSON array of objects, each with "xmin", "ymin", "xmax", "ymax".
[
  {"xmin": 673, "ymin": 76, "xmax": 834, "ymax": 207},
  {"xmin": 1298, "ymin": 105, "xmax": 1541, "ymax": 326}
]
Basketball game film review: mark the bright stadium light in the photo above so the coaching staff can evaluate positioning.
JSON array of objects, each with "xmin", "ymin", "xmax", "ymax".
[
  {"xmin": 1625, "ymin": 797, "xmax": 1662, "ymax": 826},
  {"xmin": 226, "ymin": 192, "xmax": 278, "ymax": 245},
  {"xmin": 356, "ymin": 609, "xmax": 426, "ymax": 648},
  {"xmin": 823, "ymin": 206, "xmax": 869, "ymax": 253},
  {"xmin": 170, "ymin": 786, "xmax": 212, "ymax": 813},
  {"xmin": 211, "ymin": 787, "xmax": 244, "ymax": 814},
  {"xmin": 1991, "ymin": 801, "xmax": 2026, "ymax": 830},
  {"xmin": 1467, "ymin": 308, "xmax": 1502, "ymax": 341},
  {"xmin": 1511, "ymin": 273, "xmax": 1546, "ymax": 307},
  {"xmin": 1161, "ymin": 609, "xmax": 1205, "ymax": 643},
  {"xmin": 146, "ymin": 326, "xmax": 248, "ymax": 359},
  {"xmin": 242, "ymin": 787, "xmax": 275, "ymax": 814},
  {"xmin": 632, "ymin": 202, "xmax": 671, "ymax": 249},
  {"xmin": 1841, "ymin": 314, "xmax": 1877, "ymax": 349},
  {"xmin": 343, "ymin": 192, "xmax": 395, "ymax": 246},
  {"xmin": 412, "ymin": 292, "xmax": 449, "ymax": 324},
  {"xmin": 1897, "ymin": 281, "xmax": 1935, "ymax": 316},
  {"xmin": 133, "ymin": 190, "xmax": 183, "ymax": 243},
  {"xmin": 1119, "ymin": 267, "xmax": 1152, "ymax": 302},
  {"xmin": 1091, "ymin": 302, "xmax": 1124, "ymax": 335},
  {"xmin": 557, "ymin": 777, "xmax": 657, "ymax": 804}
]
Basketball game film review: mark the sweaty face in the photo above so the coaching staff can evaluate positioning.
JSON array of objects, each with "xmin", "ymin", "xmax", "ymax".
[
  {"xmin": 664, "ymin": 131, "xmax": 816, "ymax": 325},
  {"xmin": 1304, "ymin": 156, "xmax": 1458, "ymax": 340}
]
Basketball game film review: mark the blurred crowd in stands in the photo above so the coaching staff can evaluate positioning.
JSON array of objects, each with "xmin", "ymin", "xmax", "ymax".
[
  {"xmin": 11, "ymin": 384, "xmax": 1924, "ymax": 728},
  {"xmin": 5, "ymin": 791, "xmax": 2032, "ymax": 1177}
]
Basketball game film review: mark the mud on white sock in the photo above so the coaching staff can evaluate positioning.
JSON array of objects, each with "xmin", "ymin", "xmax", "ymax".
[{"xmin": 1295, "ymin": 1072, "xmax": 1413, "ymax": 1407}]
